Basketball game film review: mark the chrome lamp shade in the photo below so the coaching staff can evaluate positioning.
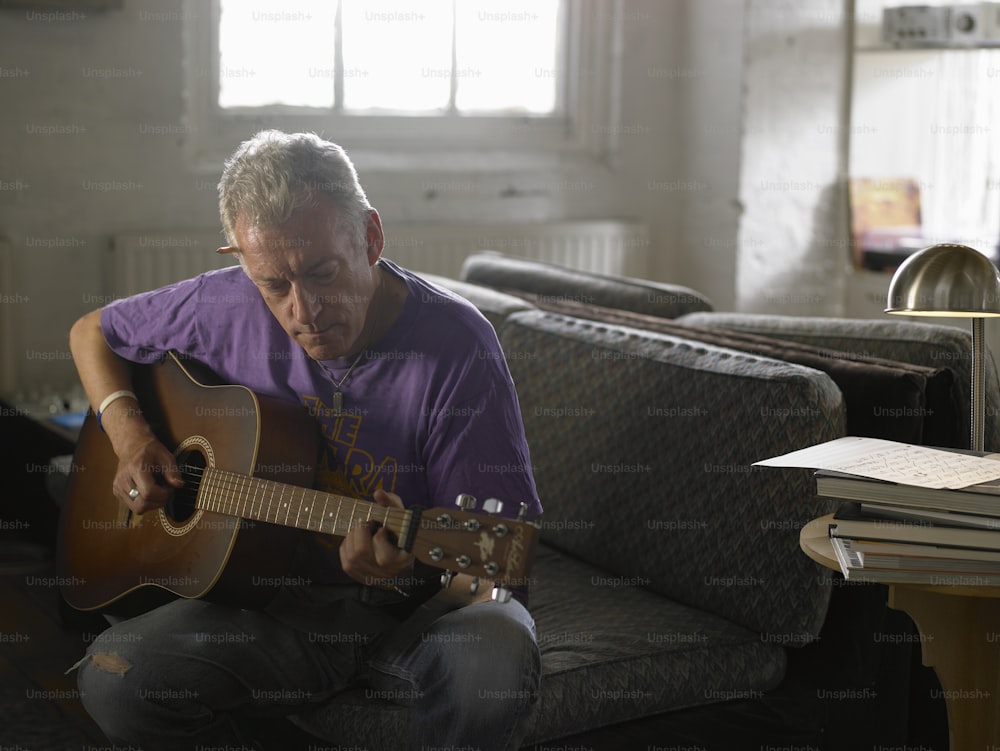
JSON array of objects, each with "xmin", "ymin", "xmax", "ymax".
[
  {"xmin": 885, "ymin": 243, "xmax": 1000, "ymax": 452},
  {"xmin": 886, "ymin": 243, "xmax": 1000, "ymax": 317}
]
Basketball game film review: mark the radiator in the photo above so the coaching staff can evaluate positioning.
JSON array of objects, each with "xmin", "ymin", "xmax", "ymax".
[
  {"xmin": 109, "ymin": 220, "xmax": 650, "ymax": 296},
  {"xmin": 109, "ymin": 230, "xmax": 237, "ymax": 298},
  {"xmin": 382, "ymin": 220, "xmax": 649, "ymax": 278}
]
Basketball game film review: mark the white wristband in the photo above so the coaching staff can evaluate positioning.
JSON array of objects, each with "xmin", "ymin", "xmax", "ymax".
[{"xmin": 96, "ymin": 389, "xmax": 138, "ymax": 432}]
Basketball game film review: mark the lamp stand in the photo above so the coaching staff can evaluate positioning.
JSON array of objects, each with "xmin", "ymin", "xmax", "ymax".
[{"xmin": 972, "ymin": 316, "xmax": 986, "ymax": 452}]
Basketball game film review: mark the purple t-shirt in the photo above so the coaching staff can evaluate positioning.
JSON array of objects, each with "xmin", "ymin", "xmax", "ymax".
[{"xmin": 101, "ymin": 259, "xmax": 541, "ymax": 582}]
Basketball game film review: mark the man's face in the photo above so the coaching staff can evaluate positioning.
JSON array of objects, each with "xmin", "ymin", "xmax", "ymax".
[{"xmin": 234, "ymin": 194, "xmax": 382, "ymax": 361}]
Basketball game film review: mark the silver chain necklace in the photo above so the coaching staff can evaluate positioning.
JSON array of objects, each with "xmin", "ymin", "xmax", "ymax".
[{"xmin": 331, "ymin": 275, "xmax": 383, "ymax": 418}]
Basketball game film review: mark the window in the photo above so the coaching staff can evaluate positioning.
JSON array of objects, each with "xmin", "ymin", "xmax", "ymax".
[
  {"xmin": 850, "ymin": 48, "xmax": 1000, "ymax": 269},
  {"xmin": 218, "ymin": 0, "xmax": 562, "ymax": 116},
  {"xmin": 183, "ymin": 0, "xmax": 621, "ymax": 168}
]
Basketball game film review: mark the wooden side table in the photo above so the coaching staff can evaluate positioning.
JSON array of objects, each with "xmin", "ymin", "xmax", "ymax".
[{"xmin": 801, "ymin": 515, "xmax": 1000, "ymax": 750}]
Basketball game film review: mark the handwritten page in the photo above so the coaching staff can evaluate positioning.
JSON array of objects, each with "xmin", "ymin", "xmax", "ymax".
[{"xmin": 754, "ymin": 436, "xmax": 1000, "ymax": 489}]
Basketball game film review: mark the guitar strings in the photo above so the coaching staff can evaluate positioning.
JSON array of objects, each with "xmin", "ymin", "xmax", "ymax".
[
  {"xmin": 172, "ymin": 463, "xmax": 412, "ymax": 530},
  {"xmin": 168, "ymin": 465, "xmax": 517, "ymax": 577}
]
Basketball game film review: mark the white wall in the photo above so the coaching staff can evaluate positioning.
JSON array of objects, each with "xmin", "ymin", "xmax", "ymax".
[
  {"xmin": 738, "ymin": 0, "xmax": 852, "ymax": 316},
  {"xmin": 0, "ymin": 0, "xmax": 747, "ymax": 398}
]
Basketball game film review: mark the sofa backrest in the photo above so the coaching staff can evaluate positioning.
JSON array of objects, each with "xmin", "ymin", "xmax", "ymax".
[
  {"xmin": 460, "ymin": 251, "xmax": 713, "ymax": 320},
  {"xmin": 680, "ymin": 312, "xmax": 1000, "ymax": 452},
  {"xmin": 497, "ymin": 291, "xmax": 964, "ymax": 450},
  {"xmin": 501, "ymin": 310, "xmax": 845, "ymax": 641}
]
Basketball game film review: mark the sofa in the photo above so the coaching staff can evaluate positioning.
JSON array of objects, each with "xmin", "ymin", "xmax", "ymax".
[{"xmin": 287, "ymin": 252, "xmax": 1000, "ymax": 749}]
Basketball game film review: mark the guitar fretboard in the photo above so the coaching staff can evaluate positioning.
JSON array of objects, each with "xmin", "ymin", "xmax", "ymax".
[{"xmin": 193, "ymin": 466, "xmax": 412, "ymax": 539}]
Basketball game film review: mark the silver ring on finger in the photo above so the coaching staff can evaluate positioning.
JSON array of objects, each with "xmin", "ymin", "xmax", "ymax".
[{"xmin": 128, "ymin": 488, "xmax": 140, "ymax": 500}]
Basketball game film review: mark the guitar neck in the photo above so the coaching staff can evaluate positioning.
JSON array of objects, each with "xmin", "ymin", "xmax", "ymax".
[{"xmin": 195, "ymin": 466, "xmax": 411, "ymax": 540}]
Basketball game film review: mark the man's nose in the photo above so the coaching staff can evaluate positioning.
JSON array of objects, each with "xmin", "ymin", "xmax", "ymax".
[{"xmin": 290, "ymin": 281, "xmax": 322, "ymax": 324}]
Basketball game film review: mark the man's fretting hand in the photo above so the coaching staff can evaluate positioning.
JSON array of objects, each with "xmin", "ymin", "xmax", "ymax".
[{"xmin": 340, "ymin": 489, "xmax": 415, "ymax": 587}]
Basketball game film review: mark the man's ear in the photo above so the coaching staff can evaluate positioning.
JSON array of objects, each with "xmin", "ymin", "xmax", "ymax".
[
  {"xmin": 217, "ymin": 245, "xmax": 246, "ymax": 270},
  {"xmin": 365, "ymin": 210, "xmax": 385, "ymax": 266}
]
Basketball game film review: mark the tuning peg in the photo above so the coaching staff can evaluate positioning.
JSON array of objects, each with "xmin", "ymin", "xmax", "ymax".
[
  {"xmin": 455, "ymin": 493, "xmax": 477, "ymax": 510},
  {"xmin": 492, "ymin": 585, "xmax": 513, "ymax": 604},
  {"xmin": 483, "ymin": 497, "xmax": 504, "ymax": 515},
  {"xmin": 440, "ymin": 570, "xmax": 456, "ymax": 588},
  {"xmin": 516, "ymin": 502, "xmax": 528, "ymax": 521},
  {"xmin": 469, "ymin": 577, "xmax": 480, "ymax": 595},
  {"xmin": 463, "ymin": 518, "xmax": 480, "ymax": 531}
]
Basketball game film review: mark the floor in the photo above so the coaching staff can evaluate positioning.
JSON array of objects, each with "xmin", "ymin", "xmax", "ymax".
[
  {"xmin": 0, "ymin": 540, "xmax": 325, "ymax": 751},
  {"xmin": 0, "ymin": 407, "xmax": 321, "ymax": 751},
  {"xmin": 0, "ymin": 542, "xmax": 108, "ymax": 749}
]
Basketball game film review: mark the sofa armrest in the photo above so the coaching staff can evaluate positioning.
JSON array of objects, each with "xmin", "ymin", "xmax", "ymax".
[
  {"xmin": 418, "ymin": 272, "xmax": 536, "ymax": 332},
  {"xmin": 460, "ymin": 251, "xmax": 713, "ymax": 319}
]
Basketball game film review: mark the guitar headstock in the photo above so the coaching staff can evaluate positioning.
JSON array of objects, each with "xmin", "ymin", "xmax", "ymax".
[{"xmin": 409, "ymin": 495, "xmax": 539, "ymax": 602}]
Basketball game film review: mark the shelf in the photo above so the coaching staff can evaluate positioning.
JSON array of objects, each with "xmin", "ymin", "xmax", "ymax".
[{"xmin": 856, "ymin": 43, "xmax": 1000, "ymax": 51}]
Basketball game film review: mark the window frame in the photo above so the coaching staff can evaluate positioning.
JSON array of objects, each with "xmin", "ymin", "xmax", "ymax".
[{"xmin": 183, "ymin": 0, "xmax": 623, "ymax": 171}]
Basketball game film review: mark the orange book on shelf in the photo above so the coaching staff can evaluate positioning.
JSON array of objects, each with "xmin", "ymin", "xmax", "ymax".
[{"xmin": 849, "ymin": 177, "xmax": 923, "ymax": 271}]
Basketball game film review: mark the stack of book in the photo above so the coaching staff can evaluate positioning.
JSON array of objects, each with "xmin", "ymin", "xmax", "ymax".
[{"xmin": 817, "ymin": 467, "xmax": 1000, "ymax": 586}]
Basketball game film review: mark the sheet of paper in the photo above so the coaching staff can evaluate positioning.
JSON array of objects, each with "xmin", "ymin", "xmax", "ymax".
[{"xmin": 754, "ymin": 436, "xmax": 1000, "ymax": 489}]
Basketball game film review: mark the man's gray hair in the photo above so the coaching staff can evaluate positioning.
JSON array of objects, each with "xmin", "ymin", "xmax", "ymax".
[{"xmin": 218, "ymin": 130, "xmax": 373, "ymax": 253}]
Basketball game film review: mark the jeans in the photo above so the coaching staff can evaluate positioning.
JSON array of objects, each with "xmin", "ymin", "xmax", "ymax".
[{"xmin": 75, "ymin": 586, "xmax": 540, "ymax": 751}]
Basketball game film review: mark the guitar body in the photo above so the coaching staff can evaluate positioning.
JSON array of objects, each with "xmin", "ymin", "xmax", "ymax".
[{"xmin": 57, "ymin": 353, "xmax": 319, "ymax": 613}]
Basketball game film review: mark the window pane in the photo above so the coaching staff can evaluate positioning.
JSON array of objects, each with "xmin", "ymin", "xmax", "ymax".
[
  {"xmin": 218, "ymin": 0, "xmax": 337, "ymax": 108},
  {"xmin": 341, "ymin": 0, "xmax": 453, "ymax": 113},
  {"xmin": 455, "ymin": 0, "xmax": 561, "ymax": 114}
]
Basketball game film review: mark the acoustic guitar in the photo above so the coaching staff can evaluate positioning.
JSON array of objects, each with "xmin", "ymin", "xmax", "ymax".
[{"xmin": 57, "ymin": 352, "xmax": 538, "ymax": 614}]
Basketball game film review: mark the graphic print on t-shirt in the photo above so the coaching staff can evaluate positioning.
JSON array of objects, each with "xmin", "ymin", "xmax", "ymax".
[{"xmin": 301, "ymin": 393, "xmax": 399, "ymax": 500}]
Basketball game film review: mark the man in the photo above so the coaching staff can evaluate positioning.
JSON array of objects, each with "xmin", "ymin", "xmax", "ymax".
[{"xmin": 68, "ymin": 130, "xmax": 542, "ymax": 750}]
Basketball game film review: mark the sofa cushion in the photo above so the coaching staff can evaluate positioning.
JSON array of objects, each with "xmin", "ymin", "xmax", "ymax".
[
  {"xmin": 500, "ymin": 310, "xmax": 844, "ymax": 639},
  {"xmin": 290, "ymin": 545, "xmax": 787, "ymax": 748},
  {"xmin": 680, "ymin": 312, "xmax": 997, "ymax": 451},
  {"xmin": 518, "ymin": 545, "xmax": 787, "ymax": 743},
  {"xmin": 500, "ymin": 293, "xmax": 963, "ymax": 448},
  {"xmin": 459, "ymin": 251, "xmax": 713, "ymax": 319}
]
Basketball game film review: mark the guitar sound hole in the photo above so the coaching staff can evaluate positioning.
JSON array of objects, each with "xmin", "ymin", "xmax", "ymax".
[{"xmin": 166, "ymin": 449, "xmax": 205, "ymax": 524}]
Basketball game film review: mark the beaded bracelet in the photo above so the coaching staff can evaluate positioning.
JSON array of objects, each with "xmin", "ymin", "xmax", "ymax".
[{"xmin": 96, "ymin": 389, "xmax": 138, "ymax": 433}]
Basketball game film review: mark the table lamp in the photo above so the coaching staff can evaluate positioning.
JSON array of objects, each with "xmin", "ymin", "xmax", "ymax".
[{"xmin": 885, "ymin": 243, "xmax": 1000, "ymax": 452}]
